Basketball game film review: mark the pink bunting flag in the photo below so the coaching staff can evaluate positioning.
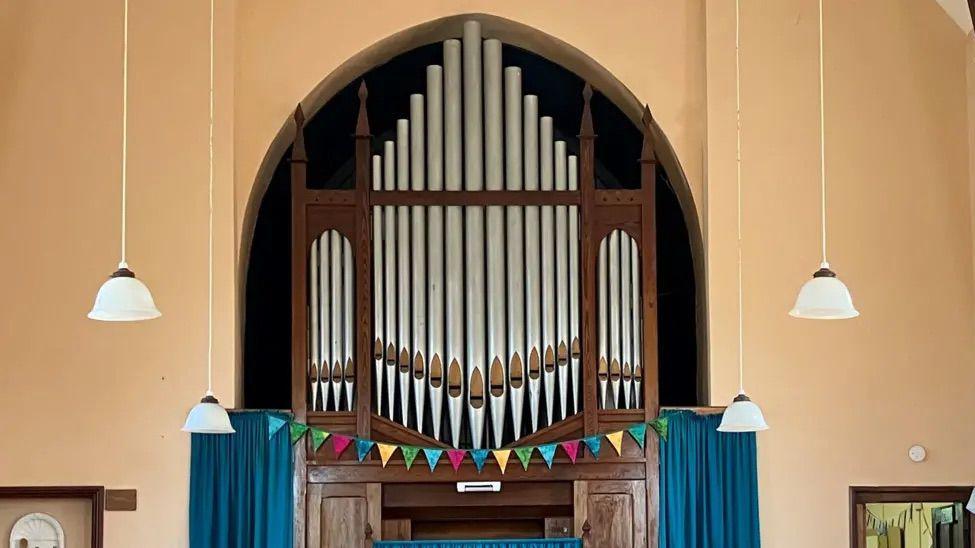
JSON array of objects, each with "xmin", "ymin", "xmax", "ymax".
[
  {"xmin": 447, "ymin": 449, "xmax": 466, "ymax": 471},
  {"xmin": 561, "ymin": 440, "xmax": 580, "ymax": 464},
  {"xmin": 332, "ymin": 434, "xmax": 352, "ymax": 458}
]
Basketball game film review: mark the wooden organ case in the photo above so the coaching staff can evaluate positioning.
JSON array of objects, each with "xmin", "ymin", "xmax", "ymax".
[{"xmin": 290, "ymin": 21, "xmax": 660, "ymax": 548}]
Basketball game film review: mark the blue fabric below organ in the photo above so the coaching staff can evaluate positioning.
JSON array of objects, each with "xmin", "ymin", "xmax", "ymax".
[{"xmin": 375, "ymin": 540, "xmax": 581, "ymax": 548}]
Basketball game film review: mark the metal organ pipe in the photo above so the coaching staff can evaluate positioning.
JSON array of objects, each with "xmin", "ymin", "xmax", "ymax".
[
  {"xmin": 554, "ymin": 140, "xmax": 569, "ymax": 421},
  {"xmin": 631, "ymin": 239, "xmax": 642, "ymax": 407},
  {"xmin": 620, "ymin": 231, "xmax": 632, "ymax": 409},
  {"xmin": 372, "ymin": 156, "xmax": 384, "ymax": 416},
  {"xmin": 523, "ymin": 94, "xmax": 541, "ymax": 434},
  {"xmin": 607, "ymin": 230, "xmax": 621, "ymax": 409},
  {"xmin": 426, "ymin": 65, "xmax": 445, "ymax": 441},
  {"xmin": 410, "ymin": 95, "xmax": 427, "ymax": 432},
  {"xmin": 329, "ymin": 230, "xmax": 343, "ymax": 410},
  {"xmin": 463, "ymin": 20, "xmax": 486, "ymax": 449},
  {"xmin": 396, "ymin": 119, "xmax": 411, "ymax": 425},
  {"xmin": 343, "ymin": 237, "xmax": 354, "ymax": 409},
  {"xmin": 484, "ymin": 38, "xmax": 506, "ymax": 448},
  {"xmin": 443, "ymin": 38, "xmax": 465, "ymax": 447},
  {"xmin": 320, "ymin": 234, "xmax": 330, "ymax": 410},
  {"xmin": 310, "ymin": 238, "xmax": 320, "ymax": 411},
  {"xmin": 567, "ymin": 155, "xmax": 580, "ymax": 415},
  {"xmin": 504, "ymin": 66, "xmax": 525, "ymax": 441},
  {"xmin": 597, "ymin": 237, "xmax": 609, "ymax": 408},
  {"xmin": 382, "ymin": 141, "xmax": 397, "ymax": 419},
  {"xmin": 539, "ymin": 115, "xmax": 556, "ymax": 426}
]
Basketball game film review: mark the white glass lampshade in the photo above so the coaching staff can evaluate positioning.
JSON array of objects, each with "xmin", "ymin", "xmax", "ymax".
[
  {"xmin": 182, "ymin": 391, "xmax": 235, "ymax": 434},
  {"xmin": 789, "ymin": 262, "xmax": 858, "ymax": 320},
  {"xmin": 718, "ymin": 393, "xmax": 769, "ymax": 432},
  {"xmin": 88, "ymin": 263, "xmax": 161, "ymax": 321}
]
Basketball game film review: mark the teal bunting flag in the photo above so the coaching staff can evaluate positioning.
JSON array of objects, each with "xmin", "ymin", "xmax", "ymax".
[
  {"xmin": 356, "ymin": 439, "xmax": 375, "ymax": 462},
  {"xmin": 538, "ymin": 443, "xmax": 557, "ymax": 469},
  {"xmin": 289, "ymin": 422, "xmax": 309, "ymax": 445},
  {"xmin": 471, "ymin": 449, "xmax": 490, "ymax": 472},
  {"xmin": 627, "ymin": 423, "xmax": 648, "ymax": 448},
  {"xmin": 583, "ymin": 435, "xmax": 602, "ymax": 459},
  {"xmin": 423, "ymin": 448, "xmax": 443, "ymax": 472},
  {"xmin": 267, "ymin": 415, "xmax": 287, "ymax": 440}
]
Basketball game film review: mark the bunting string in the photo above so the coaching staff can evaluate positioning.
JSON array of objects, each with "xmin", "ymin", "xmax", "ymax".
[{"xmin": 266, "ymin": 414, "xmax": 670, "ymax": 474}]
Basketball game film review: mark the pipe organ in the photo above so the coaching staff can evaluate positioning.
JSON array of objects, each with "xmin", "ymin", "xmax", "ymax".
[{"xmin": 291, "ymin": 19, "xmax": 663, "ymax": 545}]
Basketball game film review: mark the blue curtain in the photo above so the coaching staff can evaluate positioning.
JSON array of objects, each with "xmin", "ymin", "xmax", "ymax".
[
  {"xmin": 190, "ymin": 411, "xmax": 293, "ymax": 548},
  {"xmin": 659, "ymin": 410, "xmax": 760, "ymax": 548},
  {"xmin": 376, "ymin": 540, "xmax": 581, "ymax": 548}
]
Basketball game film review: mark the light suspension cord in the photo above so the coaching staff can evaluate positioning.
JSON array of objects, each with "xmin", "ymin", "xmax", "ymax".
[
  {"xmin": 735, "ymin": 0, "xmax": 745, "ymax": 394},
  {"xmin": 818, "ymin": 0, "xmax": 828, "ymax": 265},
  {"xmin": 207, "ymin": 0, "xmax": 215, "ymax": 393},
  {"xmin": 120, "ymin": 0, "xmax": 129, "ymax": 266}
]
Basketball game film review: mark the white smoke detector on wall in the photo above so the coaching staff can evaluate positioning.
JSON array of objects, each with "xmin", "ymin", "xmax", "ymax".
[{"xmin": 908, "ymin": 444, "xmax": 927, "ymax": 463}]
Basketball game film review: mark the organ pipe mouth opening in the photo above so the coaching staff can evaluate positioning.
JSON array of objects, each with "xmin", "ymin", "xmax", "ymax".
[
  {"xmin": 528, "ymin": 349, "xmax": 541, "ymax": 380},
  {"xmin": 598, "ymin": 358, "xmax": 609, "ymax": 381},
  {"xmin": 430, "ymin": 354, "xmax": 443, "ymax": 387},
  {"xmin": 609, "ymin": 359, "xmax": 621, "ymax": 382},
  {"xmin": 469, "ymin": 369, "xmax": 485, "ymax": 409},
  {"xmin": 344, "ymin": 359, "xmax": 355, "ymax": 382},
  {"xmin": 374, "ymin": 339, "xmax": 383, "ymax": 360},
  {"xmin": 571, "ymin": 338, "xmax": 581, "ymax": 359},
  {"xmin": 386, "ymin": 344, "xmax": 397, "ymax": 365},
  {"xmin": 489, "ymin": 358, "xmax": 505, "ymax": 397},
  {"xmin": 544, "ymin": 346, "xmax": 556, "ymax": 372},
  {"xmin": 447, "ymin": 360, "xmax": 463, "ymax": 397},
  {"xmin": 413, "ymin": 352, "xmax": 426, "ymax": 380},
  {"xmin": 557, "ymin": 342, "xmax": 568, "ymax": 364},
  {"xmin": 509, "ymin": 353, "xmax": 524, "ymax": 388},
  {"xmin": 399, "ymin": 349, "xmax": 410, "ymax": 373}
]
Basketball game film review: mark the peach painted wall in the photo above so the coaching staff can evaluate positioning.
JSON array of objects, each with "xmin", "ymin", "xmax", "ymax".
[{"xmin": 1, "ymin": 0, "xmax": 973, "ymax": 547}]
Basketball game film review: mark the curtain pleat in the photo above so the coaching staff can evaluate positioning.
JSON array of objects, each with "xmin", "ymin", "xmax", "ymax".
[
  {"xmin": 190, "ymin": 411, "xmax": 293, "ymax": 548},
  {"xmin": 659, "ymin": 410, "xmax": 760, "ymax": 548}
]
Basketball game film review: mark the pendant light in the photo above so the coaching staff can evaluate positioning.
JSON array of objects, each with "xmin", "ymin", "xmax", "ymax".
[
  {"xmin": 718, "ymin": 0, "xmax": 768, "ymax": 433},
  {"xmin": 789, "ymin": 0, "xmax": 858, "ymax": 320},
  {"xmin": 183, "ymin": 0, "xmax": 233, "ymax": 434},
  {"xmin": 89, "ymin": 0, "xmax": 161, "ymax": 322}
]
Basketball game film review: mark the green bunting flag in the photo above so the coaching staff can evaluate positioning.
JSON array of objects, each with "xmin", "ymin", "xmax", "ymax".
[
  {"xmin": 650, "ymin": 417, "xmax": 669, "ymax": 441},
  {"xmin": 310, "ymin": 428, "xmax": 330, "ymax": 452},
  {"xmin": 401, "ymin": 446, "xmax": 420, "ymax": 470},
  {"xmin": 514, "ymin": 446, "xmax": 535, "ymax": 470},
  {"xmin": 627, "ymin": 423, "xmax": 647, "ymax": 448},
  {"xmin": 289, "ymin": 422, "xmax": 309, "ymax": 445}
]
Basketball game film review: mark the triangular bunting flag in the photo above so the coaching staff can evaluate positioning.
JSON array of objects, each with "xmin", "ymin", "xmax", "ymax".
[
  {"xmin": 650, "ymin": 417, "xmax": 669, "ymax": 441},
  {"xmin": 583, "ymin": 435, "xmax": 602, "ymax": 460},
  {"xmin": 267, "ymin": 415, "xmax": 287, "ymax": 440},
  {"xmin": 538, "ymin": 444, "xmax": 557, "ymax": 469},
  {"xmin": 356, "ymin": 439, "xmax": 375, "ymax": 462},
  {"xmin": 447, "ymin": 449, "xmax": 466, "ymax": 471},
  {"xmin": 401, "ymin": 446, "xmax": 420, "ymax": 470},
  {"xmin": 377, "ymin": 443, "xmax": 398, "ymax": 467},
  {"xmin": 289, "ymin": 422, "xmax": 309, "ymax": 445},
  {"xmin": 332, "ymin": 434, "xmax": 352, "ymax": 457},
  {"xmin": 492, "ymin": 449, "xmax": 511, "ymax": 474},
  {"xmin": 310, "ymin": 428, "xmax": 330, "ymax": 452},
  {"xmin": 627, "ymin": 423, "xmax": 648, "ymax": 448},
  {"xmin": 561, "ymin": 440, "xmax": 580, "ymax": 464},
  {"xmin": 423, "ymin": 448, "xmax": 443, "ymax": 472},
  {"xmin": 471, "ymin": 449, "xmax": 489, "ymax": 472},
  {"xmin": 606, "ymin": 431, "xmax": 624, "ymax": 456},
  {"xmin": 514, "ymin": 446, "xmax": 534, "ymax": 470}
]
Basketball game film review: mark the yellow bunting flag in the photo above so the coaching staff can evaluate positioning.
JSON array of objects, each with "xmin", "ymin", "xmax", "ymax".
[
  {"xmin": 377, "ymin": 443, "xmax": 398, "ymax": 468},
  {"xmin": 492, "ymin": 449, "xmax": 512, "ymax": 474},
  {"xmin": 606, "ymin": 431, "xmax": 624, "ymax": 456}
]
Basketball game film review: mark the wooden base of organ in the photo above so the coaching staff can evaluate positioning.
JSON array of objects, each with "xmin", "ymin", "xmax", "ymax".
[{"xmin": 290, "ymin": 20, "xmax": 660, "ymax": 548}]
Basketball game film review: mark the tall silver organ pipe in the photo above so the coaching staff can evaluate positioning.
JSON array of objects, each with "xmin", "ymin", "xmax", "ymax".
[
  {"xmin": 463, "ymin": 20, "xmax": 486, "ymax": 449},
  {"xmin": 329, "ymin": 230, "xmax": 343, "ymax": 410},
  {"xmin": 597, "ymin": 237, "xmax": 609, "ymax": 408},
  {"xmin": 607, "ymin": 229, "xmax": 621, "ymax": 409},
  {"xmin": 320, "ymin": 234, "xmax": 330, "ymax": 410},
  {"xmin": 504, "ymin": 66, "xmax": 525, "ymax": 440},
  {"xmin": 396, "ymin": 119, "xmax": 411, "ymax": 425},
  {"xmin": 484, "ymin": 38, "xmax": 506, "ymax": 448},
  {"xmin": 372, "ymin": 155, "xmax": 384, "ymax": 415},
  {"xmin": 523, "ymin": 94, "xmax": 542, "ymax": 434},
  {"xmin": 443, "ymin": 38, "xmax": 465, "ymax": 447},
  {"xmin": 426, "ymin": 65, "xmax": 445, "ymax": 440},
  {"xmin": 410, "ymin": 94, "xmax": 427, "ymax": 431},
  {"xmin": 539, "ymin": 115, "xmax": 556, "ymax": 426},
  {"xmin": 567, "ymin": 155, "xmax": 580, "ymax": 415},
  {"xmin": 342, "ymin": 237, "xmax": 354, "ymax": 408},
  {"xmin": 382, "ymin": 141, "xmax": 397, "ymax": 419},
  {"xmin": 310, "ymin": 238, "xmax": 321, "ymax": 411},
  {"xmin": 631, "ymin": 238, "xmax": 642, "ymax": 406},
  {"xmin": 620, "ymin": 230, "xmax": 632, "ymax": 409},
  {"xmin": 554, "ymin": 139, "xmax": 569, "ymax": 421}
]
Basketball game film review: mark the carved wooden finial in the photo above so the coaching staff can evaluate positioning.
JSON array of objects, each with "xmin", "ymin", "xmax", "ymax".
[
  {"xmin": 292, "ymin": 104, "xmax": 307, "ymax": 162},
  {"xmin": 640, "ymin": 104, "xmax": 656, "ymax": 163},
  {"xmin": 579, "ymin": 83, "xmax": 595, "ymax": 138},
  {"xmin": 355, "ymin": 80, "xmax": 371, "ymax": 137}
]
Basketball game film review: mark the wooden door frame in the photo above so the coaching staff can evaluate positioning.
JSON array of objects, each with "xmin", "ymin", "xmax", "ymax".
[
  {"xmin": 850, "ymin": 485, "xmax": 974, "ymax": 548},
  {"xmin": 0, "ymin": 485, "xmax": 105, "ymax": 548}
]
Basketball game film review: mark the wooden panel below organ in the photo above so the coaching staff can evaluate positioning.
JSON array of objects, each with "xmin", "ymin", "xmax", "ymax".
[
  {"xmin": 574, "ymin": 480, "xmax": 647, "ymax": 548},
  {"xmin": 307, "ymin": 483, "xmax": 381, "ymax": 547}
]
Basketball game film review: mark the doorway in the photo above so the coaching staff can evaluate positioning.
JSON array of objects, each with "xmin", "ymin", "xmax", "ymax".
[{"xmin": 851, "ymin": 486, "xmax": 974, "ymax": 548}]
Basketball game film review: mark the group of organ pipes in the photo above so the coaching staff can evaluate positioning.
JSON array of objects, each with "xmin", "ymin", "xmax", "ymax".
[{"xmin": 296, "ymin": 20, "xmax": 658, "ymax": 452}]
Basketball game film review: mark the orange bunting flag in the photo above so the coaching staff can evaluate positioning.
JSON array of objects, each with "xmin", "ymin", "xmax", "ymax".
[
  {"xmin": 377, "ymin": 443, "xmax": 398, "ymax": 468},
  {"xmin": 606, "ymin": 431, "xmax": 624, "ymax": 456},
  {"xmin": 492, "ymin": 449, "xmax": 512, "ymax": 474}
]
